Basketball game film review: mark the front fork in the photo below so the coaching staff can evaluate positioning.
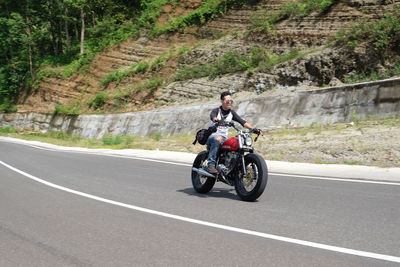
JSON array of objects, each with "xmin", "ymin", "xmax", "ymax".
[{"xmin": 240, "ymin": 154, "xmax": 247, "ymax": 178}]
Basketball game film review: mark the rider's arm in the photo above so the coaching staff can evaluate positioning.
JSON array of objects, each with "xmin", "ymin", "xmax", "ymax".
[
  {"xmin": 210, "ymin": 108, "xmax": 219, "ymax": 122},
  {"xmin": 232, "ymin": 110, "xmax": 263, "ymax": 135},
  {"xmin": 231, "ymin": 110, "xmax": 247, "ymax": 127}
]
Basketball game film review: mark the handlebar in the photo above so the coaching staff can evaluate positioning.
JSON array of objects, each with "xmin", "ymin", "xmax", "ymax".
[{"xmin": 217, "ymin": 121, "xmax": 263, "ymax": 141}]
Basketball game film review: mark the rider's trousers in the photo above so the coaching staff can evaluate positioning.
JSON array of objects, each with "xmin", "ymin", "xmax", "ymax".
[{"xmin": 206, "ymin": 134, "xmax": 227, "ymax": 167}]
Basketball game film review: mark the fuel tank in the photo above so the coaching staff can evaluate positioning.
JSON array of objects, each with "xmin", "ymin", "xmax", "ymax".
[{"xmin": 221, "ymin": 137, "xmax": 239, "ymax": 151}]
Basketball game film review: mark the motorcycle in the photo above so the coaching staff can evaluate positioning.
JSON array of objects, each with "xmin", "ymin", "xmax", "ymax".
[{"xmin": 191, "ymin": 122, "xmax": 268, "ymax": 201}]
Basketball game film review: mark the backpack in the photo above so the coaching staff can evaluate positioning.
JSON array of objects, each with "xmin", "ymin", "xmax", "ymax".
[
  {"xmin": 192, "ymin": 125, "xmax": 217, "ymax": 145},
  {"xmin": 193, "ymin": 109, "xmax": 227, "ymax": 145}
]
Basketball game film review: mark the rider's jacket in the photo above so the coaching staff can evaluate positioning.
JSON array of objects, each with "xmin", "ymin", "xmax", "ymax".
[{"xmin": 209, "ymin": 106, "xmax": 246, "ymax": 138}]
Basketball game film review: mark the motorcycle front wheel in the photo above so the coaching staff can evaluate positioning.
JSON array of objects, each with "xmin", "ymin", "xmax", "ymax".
[
  {"xmin": 191, "ymin": 151, "xmax": 216, "ymax": 194},
  {"xmin": 234, "ymin": 153, "xmax": 268, "ymax": 201}
]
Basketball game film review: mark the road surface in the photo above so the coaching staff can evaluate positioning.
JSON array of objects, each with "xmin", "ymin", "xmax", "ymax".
[{"xmin": 0, "ymin": 140, "xmax": 399, "ymax": 266}]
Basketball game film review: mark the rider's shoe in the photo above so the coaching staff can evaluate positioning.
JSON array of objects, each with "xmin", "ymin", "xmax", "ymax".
[{"xmin": 206, "ymin": 165, "xmax": 218, "ymax": 174}]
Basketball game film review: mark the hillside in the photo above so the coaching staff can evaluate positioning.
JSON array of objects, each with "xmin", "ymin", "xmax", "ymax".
[{"xmin": 12, "ymin": 0, "xmax": 400, "ymax": 114}]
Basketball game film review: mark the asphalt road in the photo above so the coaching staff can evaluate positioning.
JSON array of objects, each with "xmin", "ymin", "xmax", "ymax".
[{"xmin": 1, "ymin": 140, "xmax": 399, "ymax": 266}]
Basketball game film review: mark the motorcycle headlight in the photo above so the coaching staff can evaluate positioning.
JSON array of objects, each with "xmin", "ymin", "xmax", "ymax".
[{"xmin": 245, "ymin": 136, "xmax": 253, "ymax": 146}]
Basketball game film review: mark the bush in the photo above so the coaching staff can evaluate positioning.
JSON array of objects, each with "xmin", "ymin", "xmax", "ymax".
[
  {"xmin": 102, "ymin": 135, "xmax": 123, "ymax": 145},
  {"xmin": 0, "ymin": 102, "xmax": 17, "ymax": 113},
  {"xmin": 62, "ymin": 52, "xmax": 95, "ymax": 78},
  {"xmin": 151, "ymin": 132, "xmax": 162, "ymax": 141},
  {"xmin": 344, "ymin": 63, "xmax": 400, "ymax": 84},
  {"xmin": 53, "ymin": 103, "xmax": 80, "ymax": 116},
  {"xmin": 0, "ymin": 126, "xmax": 19, "ymax": 133},
  {"xmin": 101, "ymin": 69, "xmax": 130, "ymax": 87},
  {"xmin": 88, "ymin": 92, "xmax": 109, "ymax": 109},
  {"xmin": 135, "ymin": 61, "xmax": 149, "ymax": 74},
  {"xmin": 150, "ymin": 55, "xmax": 166, "ymax": 71}
]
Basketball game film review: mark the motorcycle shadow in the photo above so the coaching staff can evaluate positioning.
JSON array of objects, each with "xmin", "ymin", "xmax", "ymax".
[{"xmin": 177, "ymin": 187, "xmax": 239, "ymax": 200}]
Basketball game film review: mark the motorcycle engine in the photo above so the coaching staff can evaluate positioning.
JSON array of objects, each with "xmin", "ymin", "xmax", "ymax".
[{"xmin": 218, "ymin": 151, "xmax": 239, "ymax": 174}]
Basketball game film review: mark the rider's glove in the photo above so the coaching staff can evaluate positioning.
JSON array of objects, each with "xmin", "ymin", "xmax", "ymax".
[{"xmin": 252, "ymin": 128, "xmax": 261, "ymax": 135}]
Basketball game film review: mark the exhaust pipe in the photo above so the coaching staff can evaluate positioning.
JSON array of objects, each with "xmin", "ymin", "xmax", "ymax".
[{"xmin": 192, "ymin": 167, "xmax": 216, "ymax": 178}]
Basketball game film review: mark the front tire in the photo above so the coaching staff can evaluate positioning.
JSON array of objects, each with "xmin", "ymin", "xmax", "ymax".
[
  {"xmin": 191, "ymin": 151, "xmax": 216, "ymax": 194},
  {"xmin": 234, "ymin": 153, "xmax": 268, "ymax": 201}
]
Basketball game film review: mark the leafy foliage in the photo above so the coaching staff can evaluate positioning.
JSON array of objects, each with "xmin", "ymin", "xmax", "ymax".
[
  {"xmin": 334, "ymin": 5, "xmax": 400, "ymax": 51},
  {"xmin": 175, "ymin": 47, "xmax": 301, "ymax": 81},
  {"xmin": 344, "ymin": 63, "xmax": 400, "ymax": 84},
  {"xmin": 0, "ymin": 0, "xmax": 141, "ymax": 110},
  {"xmin": 53, "ymin": 102, "xmax": 80, "ymax": 116},
  {"xmin": 248, "ymin": 0, "xmax": 338, "ymax": 34},
  {"xmin": 87, "ymin": 92, "xmax": 109, "ymax": 109},
  {"xmin": 149, "ymin": 0, "xmax": 257, "ymax": 36}
]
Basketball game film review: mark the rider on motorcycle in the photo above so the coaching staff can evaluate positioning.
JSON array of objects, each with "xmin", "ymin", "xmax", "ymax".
[{"xmin": 206, "ymin": 91, "xmax": 262, "ymax": 174}]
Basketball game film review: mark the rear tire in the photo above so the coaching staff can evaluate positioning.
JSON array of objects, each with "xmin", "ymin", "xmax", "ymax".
[
  {"xmin": 234, "ymin": 153, "xmax": 268, "ymax": 201},
  {"xmin": 191, "ymin": 151, "xmax": 216, "ymax": 194}
]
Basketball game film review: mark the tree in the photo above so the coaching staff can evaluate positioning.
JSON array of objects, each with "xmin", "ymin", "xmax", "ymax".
[{"xmin": 65, "ymin": 0, "xmax": 88, "ymax": 54}]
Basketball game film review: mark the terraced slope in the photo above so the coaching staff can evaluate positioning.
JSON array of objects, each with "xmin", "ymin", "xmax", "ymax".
[{"xmin": 18, "ymin": 0, "xmax": 400, "ymax": 113}]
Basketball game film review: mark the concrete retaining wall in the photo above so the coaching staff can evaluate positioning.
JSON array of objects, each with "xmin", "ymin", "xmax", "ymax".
[{"xmin": 1, "ymin": 78, "xmax": 400, "ymax": 138}]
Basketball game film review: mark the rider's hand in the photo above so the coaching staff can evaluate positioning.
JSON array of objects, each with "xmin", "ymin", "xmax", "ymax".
[
  {"xmin": 252, "ymin": 128, "xmax": 263, "ymax": 135},
  {"xmin": 216, "ymin": 120, "xmax": 225, "ymax": 126}
]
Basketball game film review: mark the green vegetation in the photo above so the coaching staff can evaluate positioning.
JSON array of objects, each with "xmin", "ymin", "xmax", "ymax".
[
  {"xmin": 0, "ymin": 0, "xmax": 142, "ymax": 111},
  {"xmin": 344, "ymin": 63, "xmax": 400, "ymax": 84},
  {"xmin": 279, "ymin": 0, "xmax": 338, "ymax": 17},
  {"xmin": 0, "ymin": 126, "xmax": 19, "ymax": 133},
  {"xmin": 0, "ymin": 0, "xmax": 258, "ymax": 111},
  {"xmin": 54, "ymin": 102, "xmax": 80, "ymax": 116},
  {"xmin": 88, "ymin": 92, "xmax": 109, "ymax": 110},
  {"xmin": 149, "ymin": 0, "xmax": 257, "ymax": 36},
  {"xmin": 113, "ymin": 75, "xmax": 164, "ymax": 100},
  {"xmin": 175, "ymin": 47, "xmax": 302, "ymax": 81},
  {"xmin": 334, "ymin": 5, "xmax": 400, "ymax": 51},
  {"xmin": 101, "ymin": 57, "xmax": 165, "ymax": 87},
  {"xmin": 102, "ymin": 135, "xmax": 123, "ymax": 146},
  {"xmin": 249, "ymin": 0, "xmax": 338, "ymax": 34}
]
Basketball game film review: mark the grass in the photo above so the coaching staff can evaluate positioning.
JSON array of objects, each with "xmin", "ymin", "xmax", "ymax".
[
  {"xmin": 248, "ymin": 0, "xmax": 339, "ymax": 35},
  {"xmin": 175, "ymin": 47, "xmax": 304, "ymax": 81}
]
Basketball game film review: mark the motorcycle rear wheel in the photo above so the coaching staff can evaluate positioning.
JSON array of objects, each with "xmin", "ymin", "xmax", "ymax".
[
  {"xmin": 234, "ymin": 153, "xmax": 268, "ymax": 201},
  {"xmin": 191, "ymin": 151, "xmax": 216, "ymax": 194}
]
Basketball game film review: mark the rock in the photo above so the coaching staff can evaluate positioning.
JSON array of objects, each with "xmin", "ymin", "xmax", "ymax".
[{"xmin": 328, "ymin": 77, "xmax": 344, "ymax": 87}]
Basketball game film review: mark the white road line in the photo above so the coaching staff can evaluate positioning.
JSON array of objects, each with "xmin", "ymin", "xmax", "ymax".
[
  {"xmin": 269, "ymin": 173, "xmax": 400, "ymax": 186},
  {"xmin": 2, "ymin": 139, "xmax": 400, "ymax": 186},
  {"xmin": 1, "ymin": 160, "xmax": 399, "ymax": 263}
]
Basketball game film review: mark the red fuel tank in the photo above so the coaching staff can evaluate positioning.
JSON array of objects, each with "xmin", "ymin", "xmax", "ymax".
[{"xmin": 221, "ymin": 137, "xmax": 239, "ymax": 151}]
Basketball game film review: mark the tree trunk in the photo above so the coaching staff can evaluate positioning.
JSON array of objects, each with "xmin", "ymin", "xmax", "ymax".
[
  {"xmin": 25, "ymin": 15, "xmax": 34, "ymax": 81},
  {"xmin": 46, "ymin": 0, "xmax": 58, "ymax": 55},
  {"xmin": 80, "ymin": 8, "xmax": 85, "ymax": 55},
  {"xmin": 57, "ymin": 20, "xmax": 63, "ymax": 54},
  {"xmin": 64, "ymin": 7, "xmax": 71, "ymax": 51},
  {"xmin": 92, "ymin": 13, "xmax": 96, "ymax": 30},
  {"xmin": 74, "ymin": 23, "xmax": 79, "ymax": 41}
]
